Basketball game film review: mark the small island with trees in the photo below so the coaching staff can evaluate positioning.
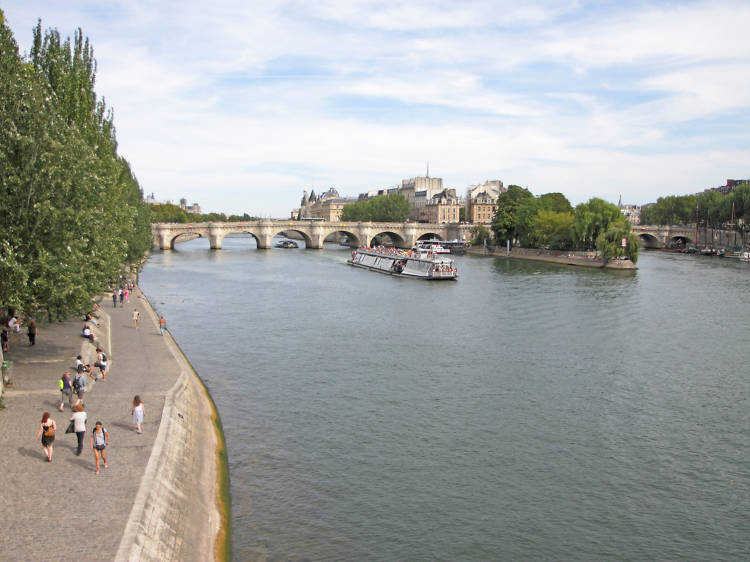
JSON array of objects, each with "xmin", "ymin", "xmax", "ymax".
[{"xmin": 474, "ymin": 186, "xmax": 639, "ymax": 269}]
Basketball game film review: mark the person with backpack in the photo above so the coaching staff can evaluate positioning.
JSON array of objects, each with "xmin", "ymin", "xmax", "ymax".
[
  {"xmin": 35, "ymin": 411, "xmax": 56, "ymax": 462},
  {"xmin": 90, "ymin": 421, "xmax": 110, "ymax": 474},
  {"xmin": 59, "ymin": 372, "xmax": 74, "ymax": 411},
  {"xmin": 72, "ymin": 371, "xmax": 86, "ymax": 400},
  {"xmin": 94, "ymin": 348, "xmax": 107, "ymax": 381},
  {"xmin": 70, "ymin": 404, "xmax": 87, "ymax": 456}
]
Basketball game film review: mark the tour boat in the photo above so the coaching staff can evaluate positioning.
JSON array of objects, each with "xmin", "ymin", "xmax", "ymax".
[
  {"xmin": 414, "ymin": 240, "xmax": 451, "ymax": 254},
  {"xmin": 347, "ymin": 247, "xmax": 458, "ymax": 280}
]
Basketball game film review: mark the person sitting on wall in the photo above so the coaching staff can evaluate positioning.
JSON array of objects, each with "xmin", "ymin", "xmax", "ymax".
[{"xmin": 81, "ymin": 325, "xmax": 94, "ymax": 342}]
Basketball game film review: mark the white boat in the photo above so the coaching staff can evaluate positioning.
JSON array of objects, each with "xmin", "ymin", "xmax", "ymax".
[
  {"xmin": 347, "ymin": 247, "xmax": 458, "ymax": 280},
  {"xmin": 740, "ymin": 252, "xmax": 750, "ymax": 262},
  {"xmin": 415, "ymin": 240, "xmax": 451, "ymax": 254}
]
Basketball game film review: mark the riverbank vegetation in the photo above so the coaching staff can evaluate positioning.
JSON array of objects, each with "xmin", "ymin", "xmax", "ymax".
[
  {"xmin": 341, "ymin": 193, "xmax": 409, "ymax": 222},
  {"xmin": 0, "ymin": 13, "xmax": 152, "ymax": 319},
  {"xmin": 486, "ymin": 187, "xmax": 640, "ymax": 263},
  {"xmin": 640, "ymin": 183, "xmax": 750, "ymax": 231}
]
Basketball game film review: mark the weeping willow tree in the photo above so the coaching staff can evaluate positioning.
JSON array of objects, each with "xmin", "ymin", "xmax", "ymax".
[{"xmin": 0, "ymin": 12, "xmax": 151, "ymax": 319}]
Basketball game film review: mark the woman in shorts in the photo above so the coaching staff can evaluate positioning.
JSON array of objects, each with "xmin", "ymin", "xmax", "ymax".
[{"xmin": 90, "ymin": 421, "xmax": 109, "ymax": 474}]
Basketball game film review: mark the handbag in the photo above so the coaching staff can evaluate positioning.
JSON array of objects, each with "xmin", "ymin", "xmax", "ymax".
[
  {"xmin": 65, "ymin": 421, "xmax": 75, "ymax": 434},
  {"xmin": 44, "ymin": 426, "xmax": 55, "ymax": 438}
]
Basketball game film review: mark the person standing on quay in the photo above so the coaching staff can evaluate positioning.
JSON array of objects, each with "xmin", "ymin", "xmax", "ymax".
[
  {"xmin": 1, "ymin": 327, "xmax": 8, "ymax": 352},
  {"xmin": 59, "ymin": 372, "xmax": 74, "ymax": 411},
  {"xmin": 27, "ymin": 318, "xmax": 37, "ymax": 346},
  {"xmin": 119, "ymin": 289, "xmax": 124, "ymax": 307},
  {"xmin": 70, "ymin": 404, "xmax": 87, "ymax": 456},
  {"xmin": 36, "ymin": 412, "xmax": 56, "ymax": 462},
  {"xmin": 132, "ymin": 395, "xmax": 145, "ymax": 433},
  {"xmin": 112, "ymin": 290, "xmax": 118, "ymax": 308},
  {"xmin": 159, "ymin": 315, "xmax": 166, "ymax": 336},
  {"xmin": 132, "ymin": 309, "xmax": 140, "ymax": 329},
  {"xmin": 90, "ymin": 421, "xmax": 109, "ymax": 474}
]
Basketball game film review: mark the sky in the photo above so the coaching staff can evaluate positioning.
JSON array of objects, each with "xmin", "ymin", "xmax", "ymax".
[{"xmin": 4, "ymin": 1, "xmax": 750, "ymax": 217}]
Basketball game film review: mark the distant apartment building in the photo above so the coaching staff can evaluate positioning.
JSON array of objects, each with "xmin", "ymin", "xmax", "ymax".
[
  {"xmin": 465, "ymin": 180, "xmax": 505, "ymax": 224},
  {"xmin": 617, "ymin": 196, "xmax": 641, "ymax": 225},
  {"xmin": 416, "ymin": 188, "xmax": 460, "ymax": 223}
]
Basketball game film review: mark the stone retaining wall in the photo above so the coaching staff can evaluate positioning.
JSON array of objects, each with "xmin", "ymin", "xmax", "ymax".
[{"xmin": 115, "ymin": 298, "xmax": 223, "ymax": 562}]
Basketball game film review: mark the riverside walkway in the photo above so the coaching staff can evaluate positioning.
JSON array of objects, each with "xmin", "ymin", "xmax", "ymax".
[{"xmin": 0, "ymin": 289, "xmax": 222, "ymax": 561}]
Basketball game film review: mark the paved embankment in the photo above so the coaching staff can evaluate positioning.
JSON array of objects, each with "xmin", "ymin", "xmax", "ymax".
[{"xmin": 0, "ymin": 289, "xmax": 225, "ymax": 561}]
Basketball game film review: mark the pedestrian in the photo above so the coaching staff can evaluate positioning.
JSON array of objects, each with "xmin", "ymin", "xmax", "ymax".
[
  {"xmin": 132, "ymin": 395, "xmax": 145, "ymax": 433},
  {"xmin": 119, "ymin": 289, "xmax": 124, "ymax": 307},
  {"xmin": 90, "ymin": 421, "xmax": 109, "ymax": 474},
  {"xmin": 35, "ymin": 411, "xmax": 56, "ymax": 462},
  {"xmin": 132, "ymin": 309, "xmax": 140, "ymax": 328},
  {"xmin": 1, "ymin": 327, "xmax": 8, "ymax": 352},
  {"xmin": 159, "ymin": 315, "xmax": 166, "ymax": 336},
  {"xmin": 70, "ymin": 404, "xmax": 87, "ymax": 456},
  {"xmin": 59, "ymin": 372, "xmax": 74, "ymax": 411},
  {"xmin": 27, "ymin": 318, "xmax": 37, "ymax": 346},
  {"xmin": 112, "ymin": 291, "xmax": 117, "ymax": 308},
  {"xmin": 94, "ymin": 348, "xmax": 108, "ymax": 381},
  {"xmin": 124, "ymin": 287, "xmax": 129, "ymax": 304},
  {"xmin": 72, "ymin": 370, "xmax": 86, "ymax": 400}
]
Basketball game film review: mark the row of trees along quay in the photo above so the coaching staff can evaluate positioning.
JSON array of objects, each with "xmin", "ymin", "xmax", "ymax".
[
  {"xmin": 0, "ymin": 13, "xmax": 152, "ymax": 320},
  {"xmin": 472, "ymin": 186, "xmax": 640, "ymax": 263},
  {"xmin": 639, "ymin": 183, "xmax": 750, "ymax": 245}
]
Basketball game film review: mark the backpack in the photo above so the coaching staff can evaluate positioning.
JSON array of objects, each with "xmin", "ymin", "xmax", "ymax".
[
  {"xmin": 101, "ymin": 352, "xmax": 107, "ymax": 362},
  {"xmin": 73, "ymin": 375, "xmax": 84, "ymax": 390}
]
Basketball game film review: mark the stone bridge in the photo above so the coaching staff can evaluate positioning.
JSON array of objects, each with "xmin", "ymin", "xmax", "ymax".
[
  {"xmin": 151, "ymin": 220, "xmax": 475, "ymax": 250},
  {"xmin": 633, "ymin": 224, "xmax": 742, "ymax": 249}
]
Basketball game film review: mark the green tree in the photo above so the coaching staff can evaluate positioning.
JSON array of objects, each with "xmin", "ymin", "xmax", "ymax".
[
  {"xmin": 571, "ymin": 198, "xmax": 628, "ymax": 250},
  {"xmin": 491, "ymin": 185, "xmax": 534, "ymax": 245},
  {"xmin": 471, "ymin": 225, "xmax": 492, "ymax": 246},
  {"xmin": 0, "ymin": 15, "xmax": 151, "ymax": 318},
  {"xmin": 531, "ymin": 210, "xmax": 574, "ymax": 249},
  {"xmin": 538, "ymin": 192, "xmax": 573, "ymax": 214},
  {"xmin": 341, "ymin": 194, "xmax": 409, "ymax": 222}
]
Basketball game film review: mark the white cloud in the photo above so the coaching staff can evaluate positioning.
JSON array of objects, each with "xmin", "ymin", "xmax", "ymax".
[{"xmin": 4, "ymin": 0, "xmax": 750, "ymax": 216}]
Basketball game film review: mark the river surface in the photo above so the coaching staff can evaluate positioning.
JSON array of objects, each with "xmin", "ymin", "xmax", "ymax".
[{"xmin": 139, "ymin": 236, "xmax": 749, "ymax": 561}]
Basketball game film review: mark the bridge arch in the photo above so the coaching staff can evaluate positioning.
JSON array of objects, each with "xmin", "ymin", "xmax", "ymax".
[
  {"xmin": 271, "ymin": 229, "xmax": 312, "ymax": 248},
  {"xmin": 638, "ymin": 233, "xmax": 660, "ymax": 249},
  {"xmin": 323, "ymin": 230, "xmax": 361, "ymax": 247},
  {"xmin": 669, "ymin": 235, "xmax": 693, "ymax": 246},
  {"xmin": 169, "ymin": 230, "xmax": 209, "ymax": 250},
  {"xmin": 369, "ymin": 231, "xmax": 407, "ymax": 248},
  {"xmin": 416, "ymin": 232, "xmax": 444, "ymax": 242}
]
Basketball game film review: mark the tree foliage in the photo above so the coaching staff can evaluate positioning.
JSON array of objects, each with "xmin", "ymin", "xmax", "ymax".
[
  {"xmin": 149, "ymin": 203, "xmax": 254, "ymax": 224},
  {"xmin": 490, "ymin": 185, "xmax": 534, "ymax": 245},
  {"xmin": 0, "ymin": 14, "xmax": 151, "ymax": 319},
  {"xmin": 639, "ymin": 195, "xmax": 696, "ymax": 226},
  {"xmin": 341, "ymin": 193, "xmax": 410, "ymax": 222}
]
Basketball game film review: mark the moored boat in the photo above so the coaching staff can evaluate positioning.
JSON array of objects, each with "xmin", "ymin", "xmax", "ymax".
[
  {"xmin": 275, "ymin": 240, "xmax": 298, "ymax": 248},
  {"xmin": 348, "ymin": 247, "xmax": 458, "ymax": 280}
]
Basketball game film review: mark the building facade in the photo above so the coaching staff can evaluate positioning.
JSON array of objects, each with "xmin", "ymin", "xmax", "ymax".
[
  {"xmin": 295, "ymin": 187, "xmax": 357, "ymax": 221},
  {"xmin": 465, "ymin": 180, "xmax": 504, "ymax": 224}
]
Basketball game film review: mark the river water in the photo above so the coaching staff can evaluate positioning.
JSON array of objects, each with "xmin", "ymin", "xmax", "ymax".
[{"xmin": 139, "ymin": 236, "xmax": 749, "ymax": 561}]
